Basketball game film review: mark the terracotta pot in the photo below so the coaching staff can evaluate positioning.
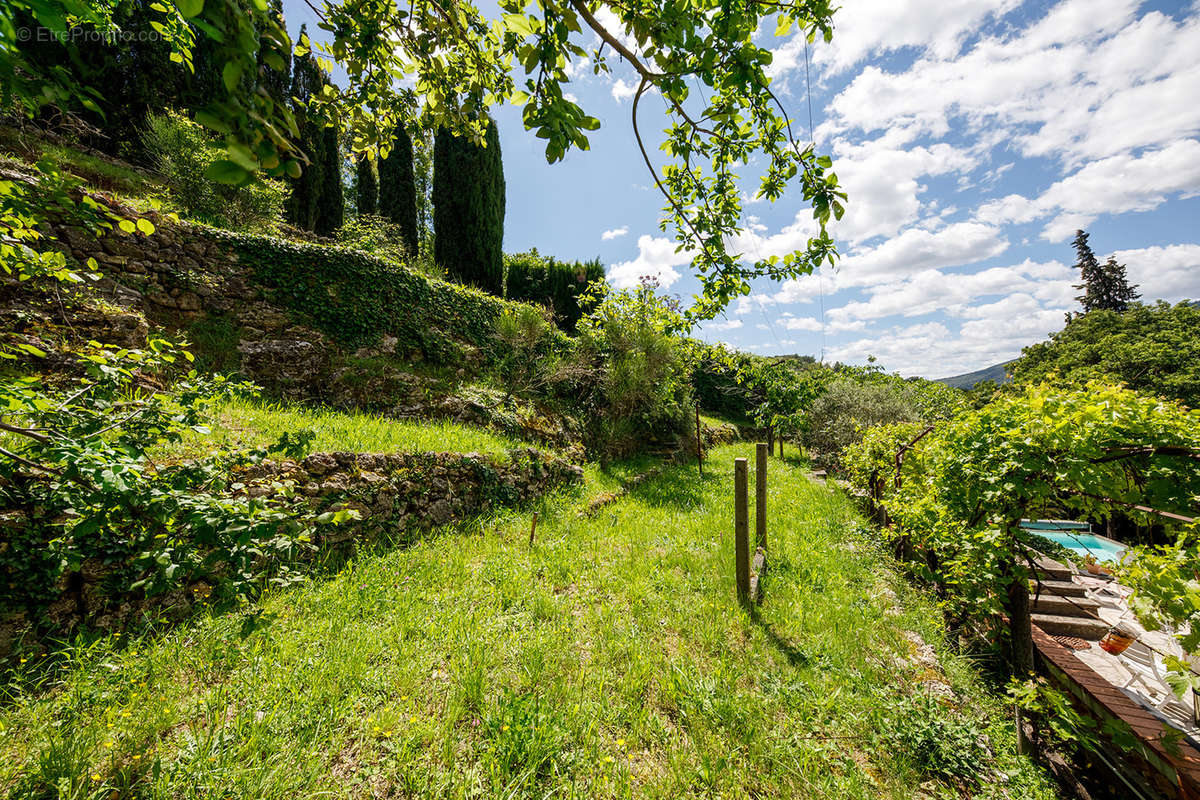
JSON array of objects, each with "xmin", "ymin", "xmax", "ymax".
[{"xmin": 1099, "ymin": 628, "xmax": 1135, "ymax": 655}]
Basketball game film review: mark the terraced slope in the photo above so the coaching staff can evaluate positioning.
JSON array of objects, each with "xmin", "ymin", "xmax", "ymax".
[{"xmin": 0, "ymin": 447, "xmax": 1058, "ymax": 799}]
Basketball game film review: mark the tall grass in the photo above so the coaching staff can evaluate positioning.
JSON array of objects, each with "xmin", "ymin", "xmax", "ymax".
[
  {"xmin": 0, "ymin": 447, "xmax": 1058, "ymax": 798},
  {"xmin": 160, "ymin": 395, "xmax": 525, "ymax": 459}
]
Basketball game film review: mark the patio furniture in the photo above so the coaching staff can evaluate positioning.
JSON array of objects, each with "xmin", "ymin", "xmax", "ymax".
[{"xmin": 1119, "ymin": 642, "xmax": 1177, "ymax": 709}]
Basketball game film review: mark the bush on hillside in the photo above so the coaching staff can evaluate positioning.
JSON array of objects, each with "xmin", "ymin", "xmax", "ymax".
[
  {"xmin": 504, "ymin": 249, "xmax": 605, "ymax": 332},
  {"xmin": 802, "ymin": 377, "xmax": 926, "ymax": 472},
  {"xmin": 575, "ymin": 285, "xmax": 695, "ymax": 459},
  {"xmin": 1011, "ymin": 301, "xmax": 1200, "ymax": 407},
  {"xmin": 142, "ymin": 112, "xmax": 286, "ymax": 231}
]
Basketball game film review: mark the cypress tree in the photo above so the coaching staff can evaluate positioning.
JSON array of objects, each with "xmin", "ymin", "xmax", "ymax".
[
  {"xmin": 314, "ymin": 124, "xmax": 344, "ymax": 236},
  {"xmin": 378, "ymin": 128, "xmax": 418, "ymax": 256},
  {"xmin": 356, "ymin": 155, "xmax": 378, "ymax": 216},
  {"xmin": 283, "ymin": 27, "xmax": 325, "ymax": 231},
  {"xmin": 432, "ymin": 117, "xmax": 505, "ymax": 294}
]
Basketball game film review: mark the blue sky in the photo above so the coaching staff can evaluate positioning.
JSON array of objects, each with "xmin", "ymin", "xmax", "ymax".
[{"xmin": 283, "ymin": 0, "xmax": 1200, "ymax": 378}]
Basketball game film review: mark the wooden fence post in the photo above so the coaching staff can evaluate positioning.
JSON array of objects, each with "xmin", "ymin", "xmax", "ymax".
[
  {"xmin": 755, "ymin": 442, "xmax": 768, "ymax": 552},
  {"xmin": 695, "ymin": 402, "xmax": 703, "ymax": 478},
  {"xmin": 767, "ymin": 426, "xmax": 775, "ymax": 456},
  {"xmin": 735, "ymin": 458, "xmax": 749, "ymax": 602}
]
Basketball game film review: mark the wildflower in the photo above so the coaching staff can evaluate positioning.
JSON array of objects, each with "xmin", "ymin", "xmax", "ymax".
[
  {"xmin": 92, "ymin": 774, "xmax": 102, "ymax": 781},
  {"xmin": 373, "ymin": 725, "xmax": 381, "ymax": 733},
  {"xmin": 604, "ymin": 755, "xmax": 613, "ymax": 763},
  {"xmin": 501, "ymin": 724, "xmax": 509, "ymax": 732},
  {"xmin": 384, "ymin": 729, "xmax": 393, "ymax": 737},
  {"xmin": 616, "ymin": 738, "xmax": 625, "ymax": 747},
  {"xmin": 121, "ymin": 710, "xmax": 131, "ymax": 717},
  {"xmin": 104, "ymin": 741, "xmax": 115, "ymax": 748}
]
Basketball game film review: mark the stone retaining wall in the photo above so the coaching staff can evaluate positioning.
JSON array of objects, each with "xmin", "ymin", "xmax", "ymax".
[{"xmin": 1, "ymin": 447, "xmax": 581, "ymax": 655}]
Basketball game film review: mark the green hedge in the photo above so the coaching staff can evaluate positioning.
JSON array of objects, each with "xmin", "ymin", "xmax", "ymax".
[
  {"xmin": 209, "ymin": 229, "xmax": 567, "ymax": 363},
  {"xmin": 504, "ymin": 250, "xmax": 605, "ymax": 332}
]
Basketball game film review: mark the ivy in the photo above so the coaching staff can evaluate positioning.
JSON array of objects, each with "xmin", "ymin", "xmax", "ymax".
[{"xmin": 213, "ymin": 228, "xmax": 570, "ymax": 363}]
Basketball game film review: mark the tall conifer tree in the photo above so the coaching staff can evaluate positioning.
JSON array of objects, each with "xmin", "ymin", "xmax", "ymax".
[
  {"xmin": 356, "ymin": 156, "xmax": 378, "ymax": 216},
  {"xmin": 1072, "ymin": 230, "xmax": 1106, "ymax": 313},
  {"xmin": 1072, "ymin": 229, "xmax": 1140, "ymax": 314},
  {"xmin": 432, "ymin": 117, "xmax": 505, "ymax": 294},
  {"xmin": 315, "ymin": 125, "xmax": 344, "ymax": 236},
  {"xmin": 378, "ymin": 129, "xmax": 418, "ymax": 256}
]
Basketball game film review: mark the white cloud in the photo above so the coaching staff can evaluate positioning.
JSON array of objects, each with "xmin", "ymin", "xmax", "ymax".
[
  {"xmin": 704, "ymin": 319, "xmax": 744, "ymax": 332},
  {"xmin": 974, "ymin": 140, "xmax": 1200, "ymax": 240},
  {"xmin": 836, "ymin": 222, "xmax": 1008, "ymax": 288},
  {"xmin": 1112, "ymin": 243, "xmax": 1200, "ymax": 303},
  {"xmin": 825, "ymin": 259, "xmax": 1073, "ymax": 325},
  {"xmin": 828, "ymin": 305, "xmax": 1068, "ymax": 378},
  {"xmin": 781, "ymin": 316, "xmax": 823, "ymax": 332},
  {"xmin": 601, "ymin": 226, "xmax": 629, "ymax": 241},
  {"xmin": 611, "ymin": 78, "xmax": 638, "ymax": 102},
  {"xmin": 607, "ymin": 235, "xmax": 692, "ymax": 289},
  {"xmin": 773, "ymin": 0, "xmax": 1021, "ymax": 78},
  {"xmin": 826, "ymin": 136, "xmax": 979, "ymax": 244},
  {"xmin": 820, "ymin": 0, "xmax": 1200, "ymax": 169}
]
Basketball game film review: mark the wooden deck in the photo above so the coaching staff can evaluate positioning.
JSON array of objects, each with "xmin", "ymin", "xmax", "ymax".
[{"xmin": 1033, "ymin": 624, "xmax": 1200, "ymax": 799}]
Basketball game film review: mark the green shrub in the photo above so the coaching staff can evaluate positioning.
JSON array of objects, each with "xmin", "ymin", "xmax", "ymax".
[
  {"xmin": 504, "ymin": 249, "xmax": 605, "ymax": 332},
  {"xmin": 576, "ymin": 284, "xmax": 695, "ymax": 459},
  {"xmin": 1011, "ymin": 301, "xmax": 1200, "ymax": 407},
  {"xmin": 881, "ymin": 693, "xmax": 990, "ymax": 786},
  {"xmin": 142, "ymin": 111, "xmax": 286, "ymax": 232},
  {"xmin": 802, "ymin": 378, "xmax": 926, "ymax": 472}
]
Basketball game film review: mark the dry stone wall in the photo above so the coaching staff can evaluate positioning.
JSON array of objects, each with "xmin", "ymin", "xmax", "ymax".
[{"xmin": 1, "ymin": 447, "xmax": 581, "ymax": 654}]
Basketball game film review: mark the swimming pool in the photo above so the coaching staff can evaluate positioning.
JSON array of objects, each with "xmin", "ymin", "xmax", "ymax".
[{"xmin": 1025, "ymin": 525, "xmax": 1128, "ymax": 562}]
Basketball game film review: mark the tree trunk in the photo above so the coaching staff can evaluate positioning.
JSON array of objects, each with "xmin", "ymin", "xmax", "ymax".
[{"xmin": 1004, "ymin": 552, "xmax": 1036, "ymax": 676}]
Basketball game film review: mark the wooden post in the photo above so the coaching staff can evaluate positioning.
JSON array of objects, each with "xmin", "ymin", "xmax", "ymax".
[
  {"xmin": 767, "ymin": 426, "xmax": 774, "ymax": 456},
  {"xmin": 695, "ymin": 402, "xmax": 703, "ymax": 478},
  {"xmin": 755, "ymin": 442, "xmax": 768, "ymax": 552},
  {"xmin": 529, "ymin": 512, "xmax": 538, "ymax": 546},
  {"xmin": 735, "ymin": 458, "xmax": 750, "ymax": 602}
]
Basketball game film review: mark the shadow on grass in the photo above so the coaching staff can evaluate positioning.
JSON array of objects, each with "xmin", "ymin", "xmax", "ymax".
[
  {"xmin": 747, "ymin": 603, "xmax": 810, "ymax": 668},
  {"xmin": 624, "ymin": 460, "xmax": 720, "ymax": 510}
]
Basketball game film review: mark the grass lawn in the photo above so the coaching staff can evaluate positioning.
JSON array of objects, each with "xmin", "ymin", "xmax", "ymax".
[
  {"xmin": 0, "ymin": 446, "xmax": 1059, "ymax": 799},
  {"xmin": 158, "ymin": 396, "xmax": 526, "ymax": 460}
]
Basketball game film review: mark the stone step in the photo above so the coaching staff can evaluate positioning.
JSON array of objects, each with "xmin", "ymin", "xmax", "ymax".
[
  {"xmin": 1033, "ymin": 579, "xmax": 1088, "ymax": 597},
  {"xmin": 1032, "ymin": 613, "xmax": 1110, "ymax": 640},
  {"xmin": 1032, "ymin": 593, "xmax": 1100, "ymax": 616},
  {"xmin": 1033, "ymin": 558, "xmax": 1074, "ymax": 582}
]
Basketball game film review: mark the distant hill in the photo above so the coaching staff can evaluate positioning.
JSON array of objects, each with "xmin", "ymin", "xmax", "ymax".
[{"xmin": 934, "ymin": 361, "xmax": 1014, "ymax": 389}]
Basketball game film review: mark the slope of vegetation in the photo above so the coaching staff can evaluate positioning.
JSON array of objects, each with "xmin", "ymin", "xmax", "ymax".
[{"xmin": 0, "ymin": 446, "xmax": 1057, "ymax": 799}]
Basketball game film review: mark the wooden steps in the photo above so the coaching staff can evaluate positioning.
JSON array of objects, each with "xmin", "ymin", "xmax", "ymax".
[
  {"xmin": 1027, "ymin": 556, "xmax": 1109, "ymax": 640},
  {"xmin": 1032, "ymin": 593, "xmax": 1100, "ymax": 616},
  {"xmin": 1031, "ymin": 612, "xmax": 1109, "ymax": 640},
  {"xmin": 1034, "ymin": 578, "xmax": 1088, "ymax": 597},
  {"xmin": 1032, "ymin": 558, "xmax": 1073, "ymax": 582}
]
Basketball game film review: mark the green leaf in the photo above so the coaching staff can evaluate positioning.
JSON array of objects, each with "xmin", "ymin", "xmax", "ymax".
[
  {"xmin": 204, "ymin": 160, "xmax": 252, "ymax": 184},
  {"xmin": 136, "ymin": 218, "xmax": 156, "ymax": 235},
  {"xmin": 175, "ymin": 0, "xmax": 203, "ymax": 17},
  {"xmin": 222, "ymin": 61, "xmax": 244, "ymax": 92}
]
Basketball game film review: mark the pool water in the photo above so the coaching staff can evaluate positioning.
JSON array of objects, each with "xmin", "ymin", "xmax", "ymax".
[{"xmin": 1033, "ymin": 530, "xmax": 1127, "ymax": 562}]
